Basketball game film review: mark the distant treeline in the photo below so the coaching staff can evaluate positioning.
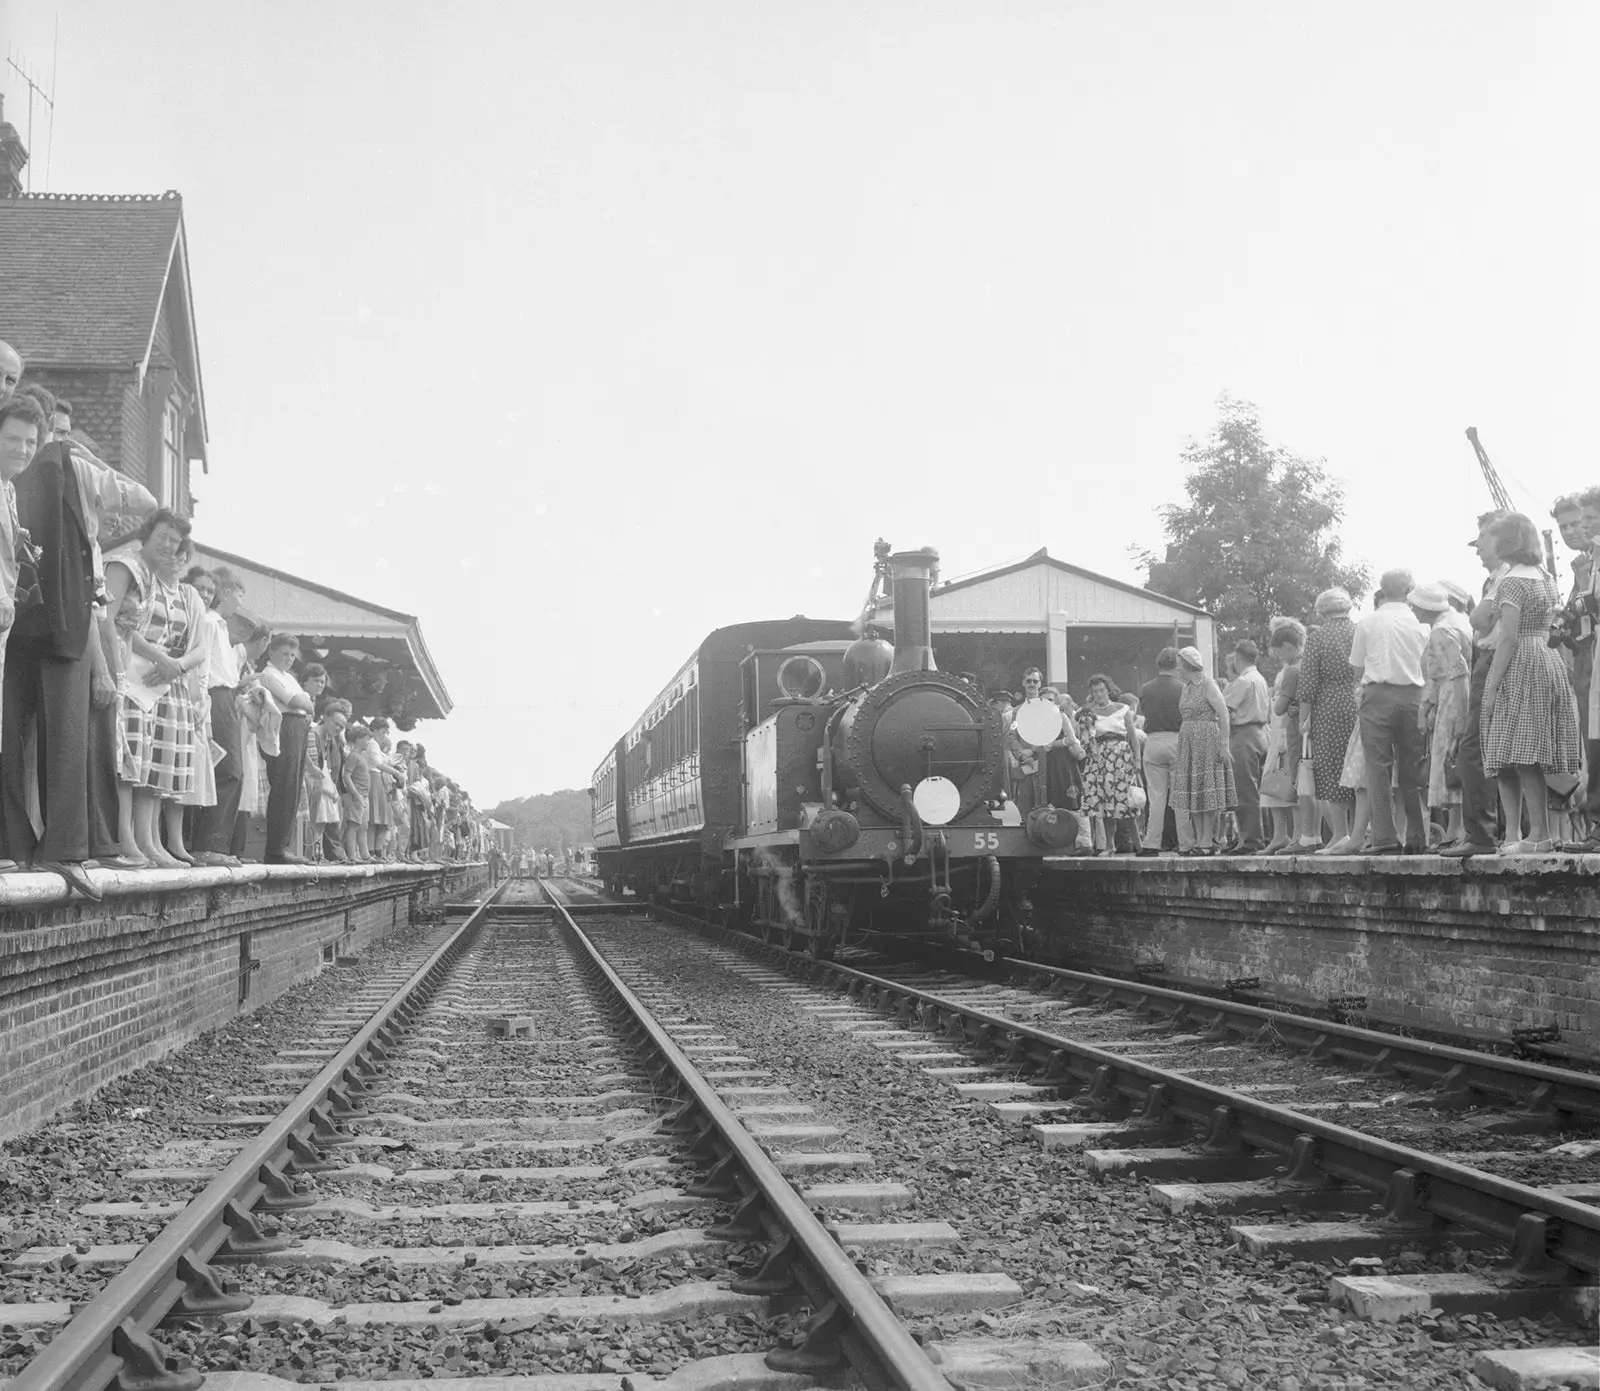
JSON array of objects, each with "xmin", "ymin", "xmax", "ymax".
[{"xmin": 485, "ymin": 788, "xmax": 593, "ymax": 853}]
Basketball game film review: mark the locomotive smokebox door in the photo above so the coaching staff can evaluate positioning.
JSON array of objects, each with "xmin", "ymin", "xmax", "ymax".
[{"xmin": 836, "ymin": 670, "xmax": 999, "ymax": 823}]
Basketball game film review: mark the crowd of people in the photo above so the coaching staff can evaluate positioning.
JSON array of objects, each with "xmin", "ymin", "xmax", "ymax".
[
  {"xmin": 996, "ymin": 503, "xmax": 1595, "ymax": 858},
  {"xmin": 0, "ymin": 342, "xmax": 490, "ymax": 901}
]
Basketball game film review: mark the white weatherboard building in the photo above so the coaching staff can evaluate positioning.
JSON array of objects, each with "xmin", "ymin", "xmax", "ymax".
[{"xmin": 879, "ymin": 548, "xmax": 1214, "ymax": 699}]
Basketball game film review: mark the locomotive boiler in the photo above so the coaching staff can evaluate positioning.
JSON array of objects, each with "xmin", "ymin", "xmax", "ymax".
[{"xmin": 592, "ymin": 540, "xmax": 1077, "ymax": 957}]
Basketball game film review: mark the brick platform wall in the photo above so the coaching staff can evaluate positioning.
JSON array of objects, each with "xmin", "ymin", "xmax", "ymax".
[
  {"xmin": 1036, "ymin": 859, "xmax": 1599, "ymax": 1044},
  {"xmin": 0, "ymin": 864, "xmax": 489, "ymax": 1141}
]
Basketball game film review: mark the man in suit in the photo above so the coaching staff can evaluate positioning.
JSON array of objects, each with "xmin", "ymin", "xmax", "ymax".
[{"xmin": 1, "ymin": 436, "xmax": 103, "ymax": 898}]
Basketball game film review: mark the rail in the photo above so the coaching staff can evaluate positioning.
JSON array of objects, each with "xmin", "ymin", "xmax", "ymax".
[
  {"xmin": 999, "ymin": 958, "xmax": 1600, "ymax": 1123},
  {"xmin": 11, "ymin": 881, "xmax": 509, "ymax": 1391},
  {"xmin": 533, "ymin": 882, "xmax": 953, "ymax": 1390},
  {"xmin": 682, "ymin": 913, "xmax": 1600, "ymax": 1285}
]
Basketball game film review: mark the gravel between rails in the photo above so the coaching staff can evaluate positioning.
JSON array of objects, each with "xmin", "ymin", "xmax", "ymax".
[
  {"xmin": 585, "ymin": 915, "xmax": 1593, "ymax": 1391},
  {"xmin": 3, "ymin": 913, "xmax": 810, "ymax": 1385},
  {"xmin": 0, "ymin": 917, "xmax": 458, "ymax": 1372}
]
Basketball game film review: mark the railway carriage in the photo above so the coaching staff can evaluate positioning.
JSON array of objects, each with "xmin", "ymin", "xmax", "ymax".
[{"xmin": 592, "ymin": 545, "xmax": 1077, "ymax": 955}]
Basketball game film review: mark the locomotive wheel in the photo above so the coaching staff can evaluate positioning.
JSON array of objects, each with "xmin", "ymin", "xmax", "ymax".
[{"xmin": 804, "ymin": 879, "xmax": 836, "ymax": 960}]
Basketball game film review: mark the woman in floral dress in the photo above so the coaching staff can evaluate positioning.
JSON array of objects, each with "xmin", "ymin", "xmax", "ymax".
[{"xmin": 1075, "ymin": 675, "xmax": 1139, "ymax": 854}]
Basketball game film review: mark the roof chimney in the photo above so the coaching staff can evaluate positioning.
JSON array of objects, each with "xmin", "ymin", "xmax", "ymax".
[{"xmin": 0, "ymin": 96, "xmax": 27, "ymax": 198}]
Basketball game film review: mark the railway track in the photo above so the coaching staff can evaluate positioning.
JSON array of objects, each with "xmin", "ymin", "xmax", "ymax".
[
  {"xmin": 5, "ymin": 874, "xmax": 1596, "ymax": 1388},
  {"xmin": 3, "ymin": 877, "xmax": 1095, "ymax": 1391},
  {"xmin": 601, "ymin": 893, "xmax": 1600, "ymax": 1388}
]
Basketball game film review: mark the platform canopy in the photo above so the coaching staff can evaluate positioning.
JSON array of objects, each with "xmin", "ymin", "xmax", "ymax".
[{"xmin": 193, "ymin": 544, "xmax": 451, "ymax": 724}]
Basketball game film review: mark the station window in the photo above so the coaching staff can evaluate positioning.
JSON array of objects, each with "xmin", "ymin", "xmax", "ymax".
[{"xmin": 160, "ymin": 399, "xmax": 183, "ymax": 509}]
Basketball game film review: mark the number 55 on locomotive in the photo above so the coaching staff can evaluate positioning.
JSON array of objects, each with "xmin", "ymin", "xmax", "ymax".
[{"xmin": 590, "ymin": 544, "xmax": 1078, "ymax": 956}]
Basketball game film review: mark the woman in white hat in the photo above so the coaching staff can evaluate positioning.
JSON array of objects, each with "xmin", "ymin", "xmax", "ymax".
[
  {"xmin": 1411, "ymin": 580, "xmax": 1471, "ymax": 846},
  {"xmin": 1169, "ymin": 646, "xmax": 1235, "ymax": 855}
]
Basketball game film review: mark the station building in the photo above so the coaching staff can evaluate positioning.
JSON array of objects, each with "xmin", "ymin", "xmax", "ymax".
[
  {"xmin": 0, "ymin": 177, "xmax": 447, "ymax": 728},
  {"xmin": 879, "ymin": 548, "xmax": 1215, "ymax": 698}
]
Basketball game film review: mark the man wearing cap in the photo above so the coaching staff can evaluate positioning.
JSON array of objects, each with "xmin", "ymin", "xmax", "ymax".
[
  {"xmin": 1443, "ymin": 511, "xmax": 1511, "ymax": 856},
  {"xmin": 1349, "ymin": 569, "xmax": 1428, "ymax": 854}
]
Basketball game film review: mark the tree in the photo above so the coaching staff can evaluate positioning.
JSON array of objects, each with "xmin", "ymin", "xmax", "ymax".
[
  {"xmin": 486, "ymin": 788, "xmax": 594, "ymax": 853},
  {"xmin": 1138, "ymin": 396, "xmax": 1368, "ymax": 645}
]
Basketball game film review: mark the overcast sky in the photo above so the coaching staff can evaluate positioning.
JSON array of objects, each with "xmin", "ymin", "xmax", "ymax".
[{"xmin": 3, "ymin": 1, "xmax": 1594, "ymax": 806}]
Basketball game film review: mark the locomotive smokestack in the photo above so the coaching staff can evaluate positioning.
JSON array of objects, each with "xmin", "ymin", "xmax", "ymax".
[{"xmin": 888, "ymin": 548, "xmax": 939, "ymax": 674}]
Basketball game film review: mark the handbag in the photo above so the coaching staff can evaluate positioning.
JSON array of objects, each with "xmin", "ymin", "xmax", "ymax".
[
  {"xmin": 12, "ymin": 527, "xmax": 43, "ymax": 614},
  {"xmin": 315, "ymin": 765, "xmax": 342, "ymax": 824},
  {"xmin": 1443, "ymin": 739, "xmax": 1463, "ymax": 792},
  {"xmin": 1258, "ymin": 724, "xmax": 1295, "ymax": 802}
]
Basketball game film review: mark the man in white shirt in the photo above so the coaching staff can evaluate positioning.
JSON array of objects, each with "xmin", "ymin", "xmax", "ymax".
[
  {"xmin": 192, "ymin": 568, "xmax": 249, "ymax": 865},
  {"xmin": 1349, "ymin": 568, "xmax": 1428, "ymax": 854},
  {"xmin": 1222, "ymin": 639, "xmax": 1272, "ymax": 853}
]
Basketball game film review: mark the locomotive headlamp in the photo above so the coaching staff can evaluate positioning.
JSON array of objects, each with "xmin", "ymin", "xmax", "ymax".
[
  {"xmin": 1013, "ymin": 700, "xmax": 1063, "ymax": 745},
  {"xmin": 911, "ymin": 776, "xmax": 960, "ymax": 826}
]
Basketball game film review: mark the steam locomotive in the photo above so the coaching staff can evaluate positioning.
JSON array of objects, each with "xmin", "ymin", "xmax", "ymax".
[{"xmin": 591, "ymin": 543, "xmax": 1077, "ymax": 956}]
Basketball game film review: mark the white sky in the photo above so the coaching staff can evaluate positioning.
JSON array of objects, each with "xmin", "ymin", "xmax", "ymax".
[{"xmin": 3, "ymin": 1, "xmax": 1595, "ymax": 805}]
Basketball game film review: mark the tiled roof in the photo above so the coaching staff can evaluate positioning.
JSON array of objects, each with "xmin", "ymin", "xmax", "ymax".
[{"xmin": 0, "ymin": 192, "xmax": 184, "ymax": 368}]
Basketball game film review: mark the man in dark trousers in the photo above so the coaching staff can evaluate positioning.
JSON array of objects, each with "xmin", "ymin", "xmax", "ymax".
[
  {"xmin": 1137, "ymin": 647, "xmax": 1188, "ymax": 854},
  {"xmin": 1, "ymin": 438, "xmax": 102, "ymax": 899}
]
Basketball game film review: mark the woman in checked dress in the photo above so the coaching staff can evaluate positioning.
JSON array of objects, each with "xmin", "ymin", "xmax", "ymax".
[
  {"xmin": 1480, "ymin": 513, "xmax": 1582, "ymax": 854},
  {"xmin": 105, "ymin": 510, "xmax": 208, "ymax": 867}
]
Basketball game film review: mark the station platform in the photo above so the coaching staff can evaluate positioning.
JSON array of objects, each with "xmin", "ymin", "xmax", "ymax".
[
  {"xmin": 1037, "ymin": 853, "xmax": 1599, "ymax": 1053},
  {"xmin": 0, "ymin": 860, "xmax": 491, "ymax": 1141}
]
